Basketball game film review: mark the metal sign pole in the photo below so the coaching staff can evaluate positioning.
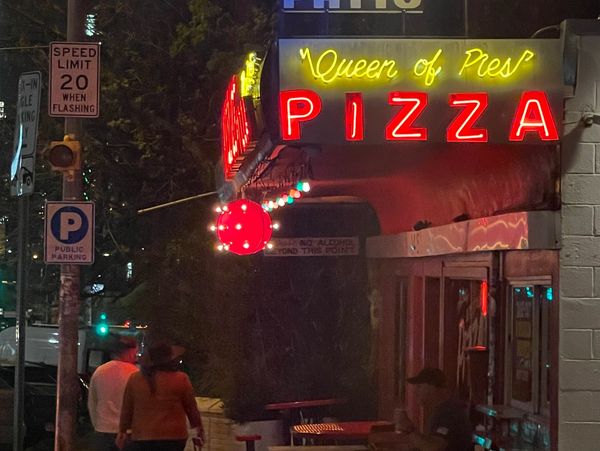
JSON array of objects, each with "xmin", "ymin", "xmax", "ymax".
[
  {"xmin": 53, "ymin": 1, "xmax": 84, "ymax": 449},
  {"xmin": 10, "ymin": 69, "xmax": 41, "ymax": 451},
  {"xmin": 13, "ymin": 195, "xmax": 29, "ymax": 451}
]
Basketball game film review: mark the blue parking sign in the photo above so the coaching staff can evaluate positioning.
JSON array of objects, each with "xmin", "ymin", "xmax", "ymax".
[{"xmin": 44, "ymin": 202, "xmax": 95, "ymax": 265}]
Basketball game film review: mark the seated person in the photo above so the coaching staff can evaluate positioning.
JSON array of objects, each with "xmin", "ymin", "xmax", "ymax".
[{"xmin": 396, "ymin": 368, "xmax": 472, "ymax": 451}]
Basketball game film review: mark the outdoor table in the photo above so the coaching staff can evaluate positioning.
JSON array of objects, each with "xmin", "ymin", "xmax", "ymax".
[
  {"xmin": 265, "ymin": 398, "xmax": 347, "ymax": 416},
  {"xmin": 292, "ymin": 421, "xmax": 393, "ymax": 442},
  {"xmin": 265, "ymin": 398, "xmax": 347, "ymax": 445}
]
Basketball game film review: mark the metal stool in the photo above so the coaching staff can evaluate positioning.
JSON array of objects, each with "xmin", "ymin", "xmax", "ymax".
[{"xmin": 236, "ymin": 434, "xmax": 262, "ymax": 451}]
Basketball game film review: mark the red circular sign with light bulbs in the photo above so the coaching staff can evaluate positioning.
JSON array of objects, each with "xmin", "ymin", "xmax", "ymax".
[{"xmin": 216, "ymin": 199, "xmax": 272, "ymax": 255}]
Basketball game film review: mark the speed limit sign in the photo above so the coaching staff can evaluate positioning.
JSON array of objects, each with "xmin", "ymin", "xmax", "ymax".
[{"xmin": 49, "ymin": 42, "xmax": 100, "ymax": 118}]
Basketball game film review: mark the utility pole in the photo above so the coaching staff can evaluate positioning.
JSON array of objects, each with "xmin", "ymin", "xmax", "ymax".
[{"xmin": 54, "ymin": 1, "xmax": 84, "ymax": 449}]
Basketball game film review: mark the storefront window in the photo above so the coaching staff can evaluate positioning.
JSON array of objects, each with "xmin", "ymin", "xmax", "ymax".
[{"xmin": 508, "ymin": 284, "xmax": 551, "ymax": 414}]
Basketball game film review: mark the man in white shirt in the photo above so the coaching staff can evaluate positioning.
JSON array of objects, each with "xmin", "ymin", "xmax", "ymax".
[{"xmin": 88, "ymin": 336, "xmax": 138, "ymax": 450}]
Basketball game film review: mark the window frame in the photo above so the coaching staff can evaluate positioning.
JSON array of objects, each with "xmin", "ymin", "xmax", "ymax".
[
  {"xmin": 394, "ymin": 278, "xmax": 409, "ymax": 404},
  {"xmin": 505, "ymin": 278, "xmax": 552, "ymax": 416}
]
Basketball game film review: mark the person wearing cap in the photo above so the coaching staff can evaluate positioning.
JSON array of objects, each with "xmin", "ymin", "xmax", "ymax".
[
  {"xmin": 116, "ymin": 342, "xmax": 204, "ymax": 451},
  {"xmin": 396, "ymin": 367, "xmax": 472, "ymax": 451},
  {"xmin": 88, "ymin": 336, "xmax": 139, "ymax": 451}
]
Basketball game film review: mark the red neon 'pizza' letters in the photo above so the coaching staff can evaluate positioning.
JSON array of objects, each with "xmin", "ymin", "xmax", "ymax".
[
  {"xmin": 345, "ymin": 93, "xmax": 364, "ymax": 141},
  {"xmin": 385, "ymin": 92, "xmax": 428, "ymax": 141},
  {"xmin": 447, "ymin": 92, "xmax": 489, "ymax": 142},
  {"xmin": 509, "ymin": 91, "xmax": 558, "ymax": 141},
  {"xmin": 280, "ymin": 90, "xmax": 322, "ymax": 140}
]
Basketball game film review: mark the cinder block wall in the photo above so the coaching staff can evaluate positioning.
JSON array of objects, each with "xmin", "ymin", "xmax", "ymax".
[{"xmin": 560, "ymin": 35, "xmax": 600, "ymax": 451}]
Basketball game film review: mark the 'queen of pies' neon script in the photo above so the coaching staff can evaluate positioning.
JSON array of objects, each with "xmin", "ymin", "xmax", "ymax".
[{"xmin": 278, "ymin": 39, "xmax": 563, "ymax": 145}]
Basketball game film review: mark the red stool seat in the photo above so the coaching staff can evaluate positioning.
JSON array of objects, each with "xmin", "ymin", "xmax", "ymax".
[
  {"xmin": 236, "ymin": 435, "xmax": 262, "ymax": 442},
  {"xmin": 236, "ymin": 434, "xmax": 262, "ymax": 451}
]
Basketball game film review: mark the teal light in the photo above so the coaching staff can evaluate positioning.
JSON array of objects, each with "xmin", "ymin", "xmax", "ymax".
[
  {"xmin": 99, "ymin": 312, "xmax": 107, "ymax": 321},
  {"xmin": 296, "ymin": 181, "xmax": 303, "ymax": 191},
  {"xmin": 96, "ymin": 323, "xmax": 109, "ymax": 336},
  {"xmin": 287, "ymin": 196, "xmax": 294, "ymax": 204},
  {"xmin": 545, "ymin": 287, "xmax": 553, "ymax": 302}
]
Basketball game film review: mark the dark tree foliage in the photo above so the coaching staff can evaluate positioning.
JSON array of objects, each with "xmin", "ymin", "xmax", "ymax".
[
  {"xmin": 85, "ymin": 0, "xmax": 279, "ymax": 414},
  {"xmin": 0, "ymin": 0, "xmax": 68, "ymax": 315},
  {"xmin": 0, "ymin": 0, "xmax": 377, "ymax": 422}
]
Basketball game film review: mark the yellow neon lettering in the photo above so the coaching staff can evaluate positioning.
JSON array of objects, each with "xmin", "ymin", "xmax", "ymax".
[
  {"xmin": 483, "ymin": 58, "xmax": 501, "ymax": 77},
  {"xmin": 299, "ymin": 47, "xmax": 398, "ymax": 84},
  {"xmin": 240, "ymin": 52, "xmax": 259, "ymax": 97},
  {"xmin": 351, "ymin": 59, "xmax": 368, "ymax": 77},
  {"xmin": 413, "ymin": 48, "xmax": 442, "ymax": 86},
  {"xmin": 382, "ymin": 61, "xmax": 399, "ymax": 79},
  {"xmin": 336, "ymin": 59, "xmax": 353, "ymax": 78},
  {"xmin": 459, "ymin": 48, "xmax": 535, "ymax": 78},
  {"xmin": 366, "ymin": 60, "xmax": 382, "ymax": 78}
]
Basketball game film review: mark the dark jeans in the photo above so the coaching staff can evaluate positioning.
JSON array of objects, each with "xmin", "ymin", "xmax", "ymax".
[
  {"xmin": 91, "ymin": 431, "xmax": 119, "ymax": 451},
  {"xmin": 127, "ymin": 440, "xmax": 187, "ymax": 451}
]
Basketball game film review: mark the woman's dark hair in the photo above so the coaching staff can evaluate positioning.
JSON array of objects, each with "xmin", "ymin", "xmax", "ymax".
[{"xmin": 141, "ymin": 344, "xmax": 182, "ymax": 394}]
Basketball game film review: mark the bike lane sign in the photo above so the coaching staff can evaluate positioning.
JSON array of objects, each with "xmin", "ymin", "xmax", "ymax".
[
  {"xmin": 44, "ymin": 202, "xmax": 95, "ymax": 265},
  {"xmin": 10, "ymin": 71, "xmax": 42, "ymax": 197}
]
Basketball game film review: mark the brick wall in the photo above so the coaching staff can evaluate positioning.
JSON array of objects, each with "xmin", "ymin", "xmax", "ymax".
[{"xmin": 560, "ymin": 35, "xmax": 600, "ymax": 451}]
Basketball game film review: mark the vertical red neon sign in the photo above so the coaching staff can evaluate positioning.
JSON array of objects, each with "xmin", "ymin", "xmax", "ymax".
[
  {"xmin": 509, "ymin": 91, "xmax": 559, "ymax": 141},
  {"xmin": 221, "ymin": 75, "xmax": 251, "ymax": 179},
  {"xmin": 345, "ymin": 93, "xmax": 364, "ymax": 141},
  {"xmin": 280, "ymin": 90, "xmax": 322, "ymax": 140},
  {"xmin": 480, "ymin": 280, "xmax": 489, "ymax": 317},
  {"xmin": 447, "ymin": 93, "xmax": 489, "ymax": 142}
]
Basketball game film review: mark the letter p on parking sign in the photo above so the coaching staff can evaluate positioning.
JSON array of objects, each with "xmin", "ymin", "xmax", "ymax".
[{"xmin": 45, "ymin": 201, "xmax": 95, "ymax": 265}]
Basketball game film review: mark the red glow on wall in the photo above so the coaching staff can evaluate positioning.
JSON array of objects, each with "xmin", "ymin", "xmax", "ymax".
[
  {"xmin": 280, "ymin": 90, "xmax": 322, "ymax": 140},
  {"xmin": 221, "ymin": 76, "xmax": 251, "ymax": 179},
  {"xmin": 447, "ymin": 93, "xmax": 489, "ymax": 142},
  {"xmin": 509, "ymin": 91, "xmax": 558, "ymax": 142},
  {"xmin": 216, "ymin": 200, "xmax": 272, "ymax": 255},
  {"xmin": 385, "ymin": 92, "xmax": 428, "ymax": 141},
  {"xmin": 345, "ymin": 93, "xmax": 364, "ymax": 141},
  {"xmin": 480, "ymin": 280, "xmax": 489, "ymax": 317}
]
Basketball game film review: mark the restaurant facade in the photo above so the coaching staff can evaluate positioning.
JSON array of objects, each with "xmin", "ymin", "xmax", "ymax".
[{"xmin": 217, "ymin": 3, "xmax": 600, "ymax": 450}]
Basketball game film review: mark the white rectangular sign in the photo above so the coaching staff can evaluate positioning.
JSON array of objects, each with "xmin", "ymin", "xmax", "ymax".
[
  {"xmin": 10, "ymin": 72, "xmax": 42, "ymax": 197},
  {"xmin": 282, "ymin": 0, "xmax": 424, "ymax": 12},
  {"xmin": 44, "ymin": 202, "xmax": 95, "ymax": 265},
  {"xmin": 264, "ymin": 237, "xmax": 359, "ymax": 257},
  {"xmin": 49, "ymin": 42, "xmax": 100, "ymax": 117}
]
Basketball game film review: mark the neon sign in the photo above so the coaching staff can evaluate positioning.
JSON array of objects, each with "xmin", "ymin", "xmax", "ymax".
[
  {"xmin": 385, "ymin": 92, "xmax": 428, "ymax": 141},
  {"xmin": 447, "ymin": 93, "xmax": 488, "ymax": 142},
  {"xmin": 279, "ymin": 89, "xmax": 559, "ymax": 143},
  {"xmin": 299, "ymin": 47, "xmax": 537, "ymax": 86},
  {"xmin": 345, "ymin": 93, "xmax": 364, "ymax": 141},
  {"xmin": 240, "ymin": 52, "xmax": 261, "ymax": 98},
  {"xmin": 279, "ymin": 39, "xmax": 562, "ymax": 145},
  {"xmin": 221, "ymin": 76, "xmax": 251, "ymax": 178},
  {"xmin": 509, "ymin": 91, "xmax": 558, "ymax": 141},
  {"xmin": 279, "ymin": 89, "xmax": 322, "ymax": 140},
  {"xmin": 459, "ymin": 48, "xmax": 535, "ymax": 79},
  {"xmin": 300, "ymin": 48, "xmax": 399, "ymax": 84}
]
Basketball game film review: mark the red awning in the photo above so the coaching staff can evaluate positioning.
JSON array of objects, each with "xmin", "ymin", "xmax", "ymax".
[{"xmin": 243, "ymin": 143, "xmax": 557, "ymax": 235}]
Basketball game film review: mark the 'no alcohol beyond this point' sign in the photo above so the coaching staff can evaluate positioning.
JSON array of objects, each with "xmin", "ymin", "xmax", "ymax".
[{"xmin": 49, "ymin": 42, "xmax": 100, "ymax": 118}]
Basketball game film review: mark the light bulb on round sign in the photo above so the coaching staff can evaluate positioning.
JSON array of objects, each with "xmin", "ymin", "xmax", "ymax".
[{"xmin": 216, "ymin": 199, "xmax": 273, "ymax": 255}]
